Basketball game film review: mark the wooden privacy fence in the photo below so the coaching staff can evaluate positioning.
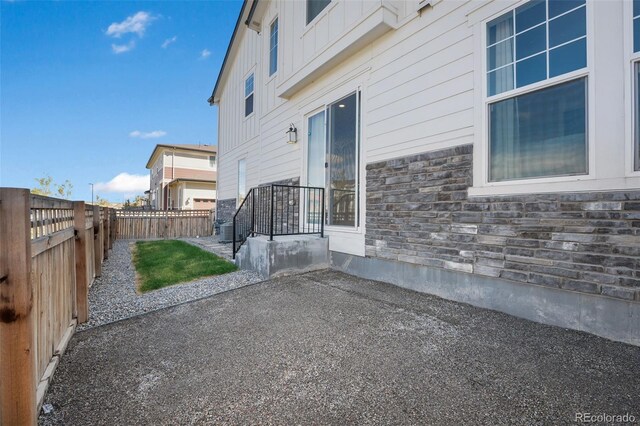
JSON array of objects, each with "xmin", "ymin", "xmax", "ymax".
[
  {"xmin": 0, "ymin": 188, "xmax": 113, "ymax": 425},
  {"xmin": 115, "ymin": 209, "xmax": 214, "ymax": 239}
]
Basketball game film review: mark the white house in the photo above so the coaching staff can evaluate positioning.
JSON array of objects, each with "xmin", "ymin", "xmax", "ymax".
[
  {"xmin": 146, "ymin": 144, "xmax": 217, "ymax": 210},
  {"xmin": 209, "ymin": 0, "xmax": 640, "ymax": 345}
]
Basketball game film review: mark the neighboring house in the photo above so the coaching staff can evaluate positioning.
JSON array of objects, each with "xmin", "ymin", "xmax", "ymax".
[
  {"xmin": 209, "ymin": 0, "xmax": 640, "ymax": 344},
  {"xmin": 146, "ymin": 144, "xmax": 217, "ymax": 210}
]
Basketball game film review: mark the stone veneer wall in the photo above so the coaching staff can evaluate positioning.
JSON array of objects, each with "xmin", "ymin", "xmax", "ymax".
[
  {"xmin": 260, "ymin": 177, "xmax": 301, "ymax": 235},
  {"xmin": 366, "ymin": 144, "xmax": 640, "ymax": 302},
  {"xmin": 217, "ymin": 177, "xmax": 301, "ymax": 225},
  {"xmin": 258, "ymin": 177, "xmax": 300, "ymax": 187},
  {"xmin": 217, "ymin": 198, "xmax": 237, "ymax": 223}
]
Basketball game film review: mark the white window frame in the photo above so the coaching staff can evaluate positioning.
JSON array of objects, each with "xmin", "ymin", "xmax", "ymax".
[
  {"xmin": 269, "ymin": 17, "xmax": 278, "ymax": 78},
  {"xmin": 244, "ymin": 72, "xmax": 255, "ymax": 119},
  {"xmin": 624, "ymin": 0, "xmax": 640, "ymax": 175},
  {"xmin": 470, "ymin": 0, "xmax": 596, "ymax": 196}
]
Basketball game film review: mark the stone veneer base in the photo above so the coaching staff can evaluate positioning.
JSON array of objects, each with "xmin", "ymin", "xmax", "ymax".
[
  {"xmin": 216, "ymin": 198, "xmax": 237, "ymax": 224},
  {"xmin": 331, "ymin": 251, "xmax": 640, "ymax": 346}
]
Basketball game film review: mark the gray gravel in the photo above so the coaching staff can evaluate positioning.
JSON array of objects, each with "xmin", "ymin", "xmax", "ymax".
[
  {"xmin": 42, "ymin": 270, "xmax": 639, "ymax": 425},
  {"xmin": 78, "ymin": 239, "xmax": 262, "ymax": 331}
]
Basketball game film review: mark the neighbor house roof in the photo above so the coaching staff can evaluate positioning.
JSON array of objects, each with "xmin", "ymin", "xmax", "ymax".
[
  {"xmin": 167, "ymin": 178, "xmax": 217, "ymax": 186},
  {"xmin": 145, "ymin": 144, "xmax": 217, "ymax": 169}
]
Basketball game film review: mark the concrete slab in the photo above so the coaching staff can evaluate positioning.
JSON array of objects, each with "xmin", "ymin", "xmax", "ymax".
[{"xmin": 40, "ymin": 271, "xmax": 639, "ymax": 425}]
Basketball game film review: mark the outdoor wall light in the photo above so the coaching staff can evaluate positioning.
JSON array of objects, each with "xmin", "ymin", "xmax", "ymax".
[{"xmin": 286, "ymin": 123, "xmax": 297, "ymax": 144}]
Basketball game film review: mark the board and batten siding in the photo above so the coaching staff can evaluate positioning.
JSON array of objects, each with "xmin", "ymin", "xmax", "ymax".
[
  {"xmin": 366, "ymin": 0, "xmax": 475, "ymax": 162},
  {"xmin": 216, "ymin": 0, "xmax": 477, "ymax": 201}
]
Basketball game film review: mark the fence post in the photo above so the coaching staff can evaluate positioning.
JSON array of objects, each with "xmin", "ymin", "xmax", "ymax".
[
  {"xmin": 110, "ymin": 210, "xmax": 116, "ymax": 247},
  {"xmin": 93, "ymin": 205, "xmax": 102, "ymax": 277},
  {"xmin": 0, "ymin": 188, "xmax": 37, "ymax": 425},
  {"xmin": 73, "ymin": 201, "xmax": 88, "ymax": 324},
  {"xmin": 103, "ymin": 208, "xmax": 109, "ymax": 260},
  {"xmin": 164, "ymin": 209, "xmax": 168, "ymax": 239}
]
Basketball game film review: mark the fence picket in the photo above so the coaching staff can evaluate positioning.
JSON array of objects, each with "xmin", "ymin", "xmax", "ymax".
[{"xmin": 114, "ymin": 210, "xmax": 214, "ymax": 239}]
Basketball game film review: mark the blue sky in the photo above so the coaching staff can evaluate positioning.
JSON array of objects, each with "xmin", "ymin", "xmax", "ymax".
[{"xmin": 1, "ymin": 0, "xmax": 242, "ymax": 202}]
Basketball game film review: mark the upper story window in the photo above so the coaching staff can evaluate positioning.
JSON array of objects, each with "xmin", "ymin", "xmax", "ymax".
[
  {"xmin": 633, "ymin": 1, "xmax": 640, "ymax": 170},
  {"xmin": 634, "ymin": 0, "xmax": 640, "ymax": 52},
  {"xmin": 307, "ymin": 0, "xmax": 330, "ymax": 25},
  {"xmin": 244, "ymin": 73, "xmax": 254, "ymax": 117},
  {"xmin": 209, "ymin": 155, "xmax": 216, "ymax": 167},
  {"xmin": 269, "ymin": 18, "xmax": 278, "ymax": 76},
  {"xmin": 634, "ymin": 63, "xmax": 640, "ymax": 171},
  {"xmin": 485, "ymin": 0, "xmax": 588, "ymax": 182},
  {"xmin": 486, "ymin": 0, "xmax": 586, "ymax": 96}
]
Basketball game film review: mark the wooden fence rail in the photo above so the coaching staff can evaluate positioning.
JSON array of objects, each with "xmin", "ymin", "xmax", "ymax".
[
  {"xmin": 115, "ymin": 209, "xmax": 214, "ymax": 239},
  {"xmin": 0, "ymin": 189, "xmax": 113, "ymax": 425}
]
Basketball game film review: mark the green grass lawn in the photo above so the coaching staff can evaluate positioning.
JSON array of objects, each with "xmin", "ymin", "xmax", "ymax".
[{"xmin": 132, "ymin": 240, "xmax": 237, "ymax": 293}]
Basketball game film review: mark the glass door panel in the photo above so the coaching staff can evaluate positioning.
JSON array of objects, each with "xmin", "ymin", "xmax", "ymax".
[
  {"xmin": 306, "ymin": 111, "xmax": 325, "ymax": 226},
  {"xmin": 327, "ymin": 93, "xmax": 357, "ymax": 227}
]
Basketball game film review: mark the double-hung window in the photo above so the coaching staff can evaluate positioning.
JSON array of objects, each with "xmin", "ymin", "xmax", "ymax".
[
  {"xmin": 486, "ymin": 0, "xmax": 588, "ymax": 182},
  {"xmin": 269, "ymin": 18, "xmax": 278, "ymax": 76},
  {"xmin": 633, "ymin": 1, "xmax": 640, "ymax": 170},
  {"xmin": 244, "ymin": 73, "xmax": 254, "ymax": 117}
]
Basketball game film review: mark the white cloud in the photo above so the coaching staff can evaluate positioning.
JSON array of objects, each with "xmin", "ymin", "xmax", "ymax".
[
  {"xmin": 129, "ymin": 130, "xmax": 167, "ymax": 139},
  {"xmin": 200, "ymin": 49, "xmax": 211, "ymax": 59},
  {"xmin": 112, "ymin": 40, "xmax": 135, "ymax": 54},
  {"xmin": 95, "ymin": 173, "xmax": 149, "ymax": 194},
  {"xmin": 106, "ymin": 11, "xmax": 155, "ymax": 38},
  {"xmin": 162, "ymin": 36, "xmax": 177, "ymax": 48}
]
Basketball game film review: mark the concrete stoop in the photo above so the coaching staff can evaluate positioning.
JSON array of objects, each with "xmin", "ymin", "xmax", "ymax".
[{"xmin": 235, "ymin": 235, "xmax": 329, "ymax": 279}]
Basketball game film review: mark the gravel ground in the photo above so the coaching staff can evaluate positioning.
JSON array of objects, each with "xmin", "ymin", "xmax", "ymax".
[
  {"xmin": 42, "ymin": 270, "xmax": 639, "ymax": 425},
  {"xmin": 78, "ymin": 239, "xmax": 262, "ymax": 331}
]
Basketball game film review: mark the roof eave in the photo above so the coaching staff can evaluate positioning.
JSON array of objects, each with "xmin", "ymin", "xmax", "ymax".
[{"xmin": 208, "ymin": 0, "xmax": 254, "ymax": 106}]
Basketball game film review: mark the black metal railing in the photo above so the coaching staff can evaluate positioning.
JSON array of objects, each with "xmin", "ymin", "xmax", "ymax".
[{"xmin": 232, "ymin": 184, "xmax": 325, "ymax": 258}]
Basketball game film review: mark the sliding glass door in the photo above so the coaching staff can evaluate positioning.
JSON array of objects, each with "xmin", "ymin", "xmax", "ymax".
[{"xmin": 306, "ymin": 92, "xmax": 359, "ymax": 228}]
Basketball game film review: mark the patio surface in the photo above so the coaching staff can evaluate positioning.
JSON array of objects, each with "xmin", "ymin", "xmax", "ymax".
[{"xmin": 40, "ymin": 270, "xmax": 639, "ymax": 425}]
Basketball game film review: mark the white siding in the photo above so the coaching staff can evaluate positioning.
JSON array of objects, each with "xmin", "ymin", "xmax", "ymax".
[
  {"xmin": 214, "ymin": 0, "xmax": 640, "ymax": 253},
  {"xmin": 215, "ymin": 0, "xmax": 481, "ymax": 254},
  {"xmin": 172, "ymin": 152, "xmax": 215, "ymax": 171},
  {"xmin": 217, "ymin": 0, "xmax": 476, "ymax": 196}
]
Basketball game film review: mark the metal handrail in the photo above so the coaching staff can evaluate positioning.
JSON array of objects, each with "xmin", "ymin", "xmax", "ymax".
[{"xmin": 232, "ymin": 184, "xmax": 325, "ymax": 259}]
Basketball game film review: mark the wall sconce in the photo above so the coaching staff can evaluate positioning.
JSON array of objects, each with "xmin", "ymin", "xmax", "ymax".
[{"xmin": 286, "ymin": 123, "xmax": 297, "ymax": 144}]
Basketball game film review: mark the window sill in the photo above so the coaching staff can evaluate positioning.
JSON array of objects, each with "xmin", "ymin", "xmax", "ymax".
[
  {"xmin": 468, "ymin": 175, "xmax": 640, "ymax": 197},
  {"xmin": 626, "ymin": 169, "xmax": 640, "ymax": 178},
  {"xmin": 266, "ymin": 72, "xmax": 277, "ymax": 84}
]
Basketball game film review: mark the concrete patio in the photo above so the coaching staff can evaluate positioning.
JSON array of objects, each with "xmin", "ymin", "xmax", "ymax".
[{"xmin": 40, "ymin": 270, "xmax": 639, "ymax": 425}]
